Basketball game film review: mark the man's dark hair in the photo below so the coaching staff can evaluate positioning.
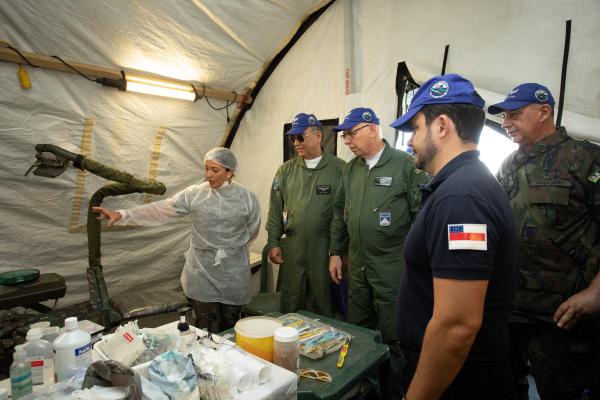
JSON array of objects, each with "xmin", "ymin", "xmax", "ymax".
[{"xmin": 421, "ymin": 103, "xmax": 485, "ymax": 144}]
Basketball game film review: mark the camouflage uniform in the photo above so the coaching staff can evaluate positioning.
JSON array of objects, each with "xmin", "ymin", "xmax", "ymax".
[{"xmin": 497, "ymin": 126, "xmax": 600, "ymax": 399}]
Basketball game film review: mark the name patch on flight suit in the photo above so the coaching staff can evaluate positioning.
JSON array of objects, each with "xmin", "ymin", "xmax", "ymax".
[
  {"xmin": 588, "ymin": 168, "xmax": 600, "ymax": 183},
  {"xmin": 448, "ymin": 224, "xmax": 487, "ymax": 251},
  {"xmin": 379, "ymin": 212, "xmax": 391, "ymax": 226},
  {"xmin": 374, "ymin": 176, "xmax": 392, "ymax": 186},
  {"xmin": 316, "ymin": 185, "xmax": 332, "ymax": 194}
]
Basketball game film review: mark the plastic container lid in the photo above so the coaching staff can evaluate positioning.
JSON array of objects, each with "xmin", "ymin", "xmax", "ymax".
[
  {"xmin": 274, "ymin": 327, "xmax": 299, "ymax": 342},
  {"xmin": 64, "ymin": 317, "xmax": 78, "ymax": 330},
  {"xmin": 235, "ymin": 316, "xmax": 282, "ymax": 339},
  {"xmin": 0, "ymin": 269, "xmax": 39, "ymax": 285}
]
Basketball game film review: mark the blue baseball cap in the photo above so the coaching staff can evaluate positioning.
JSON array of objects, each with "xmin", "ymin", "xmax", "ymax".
[
  {"xmin": 488, "ymin": 83, "xmax": 555, "ymax": 115},
  {"xmin": 285, "ymin": 113, "xmax": 322, "ymax": 135},
  {"xmin": 390, "ymin": 74, "xmax": 485, "ymax": 132},
  {"xmin": 333, "ymin": 107, "xmax": 380, "ymax": 132}
]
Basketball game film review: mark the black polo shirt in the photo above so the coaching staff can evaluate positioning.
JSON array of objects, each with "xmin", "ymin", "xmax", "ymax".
[{"xmin": 396, "ymin": 150, "xmax": 517, "ymax": 364}]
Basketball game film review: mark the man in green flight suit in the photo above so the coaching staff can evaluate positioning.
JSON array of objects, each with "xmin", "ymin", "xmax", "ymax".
[
  {"xmin": 328, "ymin": 107, "xmax": 427, "ymax": 399},
  {"xmin": 492, "ymin": 83, "xmax": 600, "ymax": 399},
  {"xmin": 267, "ymin": 113, "xmax": 346, "ymax": 317}
]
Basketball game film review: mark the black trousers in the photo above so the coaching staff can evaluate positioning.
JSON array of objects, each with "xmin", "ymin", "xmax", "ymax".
[
  {"xmin": 187, "ymin": 298, "xmax": 241, "ymax": 333},
  {"xmin": 401, "ymin": 346, "xmax": 517, "ymax": 400}
]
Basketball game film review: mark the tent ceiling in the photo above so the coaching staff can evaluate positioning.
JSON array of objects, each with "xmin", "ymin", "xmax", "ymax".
[{"xmin": 0, "ymin": 0, "xmax": 326, "ymax": 92}]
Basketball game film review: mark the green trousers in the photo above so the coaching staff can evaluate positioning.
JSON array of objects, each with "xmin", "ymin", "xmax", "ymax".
[
  {"xmin": 509, "ymin": 321, "xmax": 600, "ymax": 400},
  {"xmin": 348, "ymin": 261, "xmax": 405, "ymax": 400},
  {"xmin": 278, "ymin": 237, "xmax": 333, "ymax": 317}
]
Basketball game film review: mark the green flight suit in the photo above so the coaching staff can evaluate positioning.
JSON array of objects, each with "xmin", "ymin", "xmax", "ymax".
[
  {"xmin": 497, "ymin": 127, "xmax": 600, "ymax": 399},
  {"xmin": 267, "ymin": 153, "xmax": 346, "ymax": 316},
  {"xmin": 330, "ymin": 140, "xmax": 426, "ymax": 399},
  {"xmin": 330, "ymin": 140, "xmax": 425, "ymax": 338}
]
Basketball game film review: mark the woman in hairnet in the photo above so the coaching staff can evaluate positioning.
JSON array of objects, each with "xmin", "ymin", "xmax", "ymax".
[{"xmin": 93, "ymin": 147, "xmax": 261, "ymax": 332}]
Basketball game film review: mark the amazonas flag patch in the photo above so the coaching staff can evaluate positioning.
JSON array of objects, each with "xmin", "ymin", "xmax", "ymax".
[{"xmin": 448, "ymin": 224, "xmax": 487, "ymax": 251}]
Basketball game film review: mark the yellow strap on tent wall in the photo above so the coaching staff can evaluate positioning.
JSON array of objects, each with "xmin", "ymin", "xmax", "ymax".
[
  {"xmin": 68, "ymin": 117, "xmax": 94, "ymax": 233},
  {"xmin": 143, "ymin": 126, "xmax": 166, "ymax": 204}
]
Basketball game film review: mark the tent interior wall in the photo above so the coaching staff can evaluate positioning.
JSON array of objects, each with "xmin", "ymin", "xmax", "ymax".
[{"xmin": 1, "ymin": 0, "xmax": 599, "ymax": 308}]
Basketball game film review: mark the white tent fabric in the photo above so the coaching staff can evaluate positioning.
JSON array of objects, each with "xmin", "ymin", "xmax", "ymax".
[
  {"xmin": 1, "ymin": 0, "xmax": 599, "ymax": 307},
  {"xmin": 0, "ymin": 0, "xmax": 325, "ymax": 306},
  {"xmin": 233, "ymin": 0, "xmax": 600, "ymax": 248}
]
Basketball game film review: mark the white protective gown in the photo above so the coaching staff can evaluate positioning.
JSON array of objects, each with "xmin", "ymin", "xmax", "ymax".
[{"xmin": 116, "ymin": 181, "xmax": 261, "ymax": 305}]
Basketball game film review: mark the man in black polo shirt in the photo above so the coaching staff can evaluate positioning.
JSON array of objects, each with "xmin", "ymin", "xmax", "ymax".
[{"xmin": 391, "ymin": 74, "xmax": 518, "ymax": 399}]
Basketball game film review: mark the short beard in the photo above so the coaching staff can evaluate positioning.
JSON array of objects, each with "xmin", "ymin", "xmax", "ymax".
[{"xmin": 415, "ymin": 127, "xmax": 437, "ymax": 171}]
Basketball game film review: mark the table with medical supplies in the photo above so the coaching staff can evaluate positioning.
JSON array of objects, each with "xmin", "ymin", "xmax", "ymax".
[
  {"xmin": 1, "ymin": 320, "xmax": 297, "ymax": 399},
  {"xmin": 223, "ymin": 310, "xmax": 391, "ymax": 400},
  {"xmin": 96, "ymin": 321, "xmax": 297, "ymax": 400}
]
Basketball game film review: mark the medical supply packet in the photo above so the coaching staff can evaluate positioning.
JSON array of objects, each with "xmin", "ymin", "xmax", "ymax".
[{"xmin": 277, "ymin": 313, "xmax": 350, "ymax": 360}]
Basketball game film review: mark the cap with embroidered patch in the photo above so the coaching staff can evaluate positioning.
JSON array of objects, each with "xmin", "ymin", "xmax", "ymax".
[
  {"xmin": 285, "ymin": 113, "xmax": 322, "ymax": 135},
  {"xmin": 488, "ymin": 83, "xmax": 555, "ymax": 115},
  {"xmin": 390, "ymin": 74, "xmax": 485, "ymax": 132},
  {"xmin": 333, "ymin": 107, "xmax": 380, "ymax": 132}
]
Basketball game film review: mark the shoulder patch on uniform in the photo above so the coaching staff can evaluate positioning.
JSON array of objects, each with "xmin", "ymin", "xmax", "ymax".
[
  {"xmin": 272, "ymin": 178, "xmax": 280, "ymax": 191},
  {"xmin": 448, "ymin": 224, "xmax": 487, "ymax": 251},
  {"xmin": 588, "ymin": 167, "xmax": 600, "ymax": 183}
]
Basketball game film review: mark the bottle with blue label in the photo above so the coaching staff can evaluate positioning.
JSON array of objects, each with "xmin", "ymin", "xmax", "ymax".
[
  {"xmin": 53, "ymin": 317, "xmax": 92, "ymax": 381},
  {"xmin": 10, "ymin": 345, "xmax": 32, "ymax": 399}
]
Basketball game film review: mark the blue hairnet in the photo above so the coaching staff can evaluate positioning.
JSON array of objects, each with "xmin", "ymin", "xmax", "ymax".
[{"xmin": 204, "ymin": 147, "xmax": 238, "ymax": 170}]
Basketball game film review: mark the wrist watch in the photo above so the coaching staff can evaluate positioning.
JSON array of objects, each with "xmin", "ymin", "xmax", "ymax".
[{"xmin": 328, "ymin": 250, "xmax": 342, "ymax": 257}]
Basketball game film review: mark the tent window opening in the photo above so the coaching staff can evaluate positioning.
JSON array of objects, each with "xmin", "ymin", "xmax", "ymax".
[
  {"xmin": 478, "ymin": 124, "xmax": 518, "ymax": 174},
  {"xmin": 395, "ymin": 86, "xmax": 418, "ymax": 153},
  {"xmin": 393, "ymin": 62, "xmax": 517, "ymax": 174},
  {"xmin": 282, "ymin": 118, "xmax": 339, "ymax": 162},
  {"xmin": 393, "ymin": 62, "xmax": 420, "ymax": 152}
]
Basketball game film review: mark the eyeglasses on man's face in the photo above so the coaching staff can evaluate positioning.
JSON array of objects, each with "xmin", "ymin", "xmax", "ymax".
[
  {"xmin": 340, "ymin": 124, "xmax": 370, "ymax": 139},
  {"xmin": 288, "ymin": 132, "xmax": 314, "ymax": 144},
  {"xmin": 500, "ymin": 109, "xmax": 524, "ymax": 121}
]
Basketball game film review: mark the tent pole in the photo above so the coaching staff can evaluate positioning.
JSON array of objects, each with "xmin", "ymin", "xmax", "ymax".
[
  {"xmin": 0, "ymin": 46, "xmax": 250, "ymax": 104},
  {"xmin": 556, "ymin": 20, "xmax": 571, "ymax": 127},
  {"xmin": 441, "ymin": 44, "xmax": 450, "ymax": 75}
]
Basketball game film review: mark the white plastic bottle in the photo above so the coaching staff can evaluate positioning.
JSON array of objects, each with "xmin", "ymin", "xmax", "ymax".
[
  {"xmin": 274, "ymin": 327, "xmax": 300, "ymax": 375},
  {"xmin": 23, "ymin": 327, "xmax": 55, "ymax": 385},
  {"xmin": 52, "ymin": 317, "xmax": 92, "ymax": 382},
  {"xmin": 10, "ymin": 345, "xmax": 32, "ymax": 399}
]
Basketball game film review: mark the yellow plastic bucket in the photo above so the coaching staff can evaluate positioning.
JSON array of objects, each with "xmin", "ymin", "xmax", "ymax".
[{"xmin": 234, "ymin": 316, "xmax": 282, "ymax": 362}]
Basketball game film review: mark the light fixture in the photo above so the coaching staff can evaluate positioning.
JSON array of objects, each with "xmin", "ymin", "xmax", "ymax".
[
  {"xmin": 125, "ymin": 74, "xmax": 196, "ymax": 101},
  {"xmin": 97, "ymin": 71, "xmax": 197, "ymax": 101}
]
